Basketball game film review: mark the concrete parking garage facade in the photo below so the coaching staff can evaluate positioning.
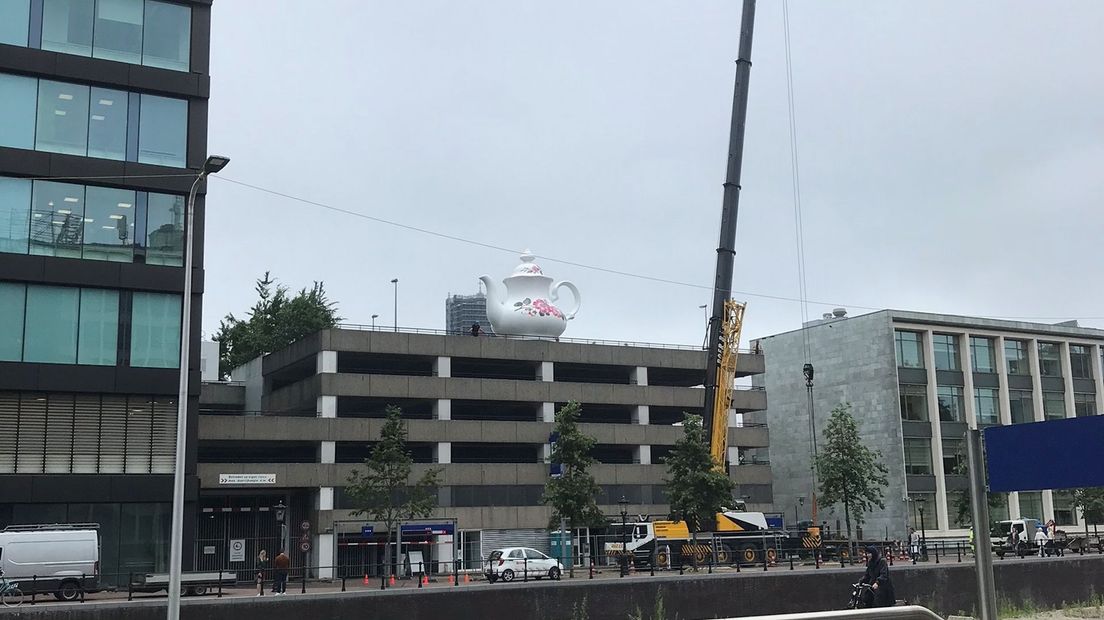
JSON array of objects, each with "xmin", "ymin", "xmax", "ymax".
[{"xmin": 196, "ymin": 328, "xmax": 770, "ymax": 577}]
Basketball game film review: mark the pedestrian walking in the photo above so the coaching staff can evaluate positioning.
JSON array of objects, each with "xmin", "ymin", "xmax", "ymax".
[
  {"xmin": 274, "ymin": 551, "xmax": 290, "ymax": 595},
  {"xmin": 908, "ymin": 527, "xmax": 921, "ymax": 561},
  {"xmin": 256, "ymin": 549, "xmax": 268, "ymax": 596},
  {"xmin": 1034, "ymin": 526, "xmax": 1049, "ymax": 557}
]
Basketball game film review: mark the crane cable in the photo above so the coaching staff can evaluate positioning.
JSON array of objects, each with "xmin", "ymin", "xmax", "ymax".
[{"xmin": 782, "ymin": 0, "xmax": 820, "ymax": 530}]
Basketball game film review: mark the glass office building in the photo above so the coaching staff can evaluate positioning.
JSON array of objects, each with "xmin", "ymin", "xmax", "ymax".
[{"xmin": 0, "ymin": 0, "xmax": 212, "ymax": 583}]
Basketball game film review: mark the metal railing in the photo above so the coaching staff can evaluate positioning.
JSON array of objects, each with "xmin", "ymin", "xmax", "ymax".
[
  {"xmin": 719, "ymin": 606, "xmax": 943, "ymax": 620},
  {"xmin": 334, "ymin": 323, "xmax": 763, "ymax": 354}
]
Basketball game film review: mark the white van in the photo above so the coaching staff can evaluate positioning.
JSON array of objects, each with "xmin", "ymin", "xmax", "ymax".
[{"xmin": 0, "ymin": 524, "xmax": 100, "ymax": 601}]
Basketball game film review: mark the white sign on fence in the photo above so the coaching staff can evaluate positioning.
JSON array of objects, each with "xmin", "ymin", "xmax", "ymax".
[
  {"xmin": 229, "ymin": 539, "xmax": 246, "ymax": 562},
  {"xmin": 218, "ymin": 473, "xmax": 276, "ymax": 485}
]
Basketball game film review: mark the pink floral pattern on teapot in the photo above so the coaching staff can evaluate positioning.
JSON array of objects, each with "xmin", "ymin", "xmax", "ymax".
[{"xmin": 479, "ymin": 250, "xmax": 580, "ymax": 338}]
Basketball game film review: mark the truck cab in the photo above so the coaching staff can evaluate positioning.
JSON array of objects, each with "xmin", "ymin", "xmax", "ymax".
[{"xmin": 991, "ymin": 518, "xmax": 1039, "ymax": 557}]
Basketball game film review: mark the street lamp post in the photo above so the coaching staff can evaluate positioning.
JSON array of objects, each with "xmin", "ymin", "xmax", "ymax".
[
  {"xmin": 168, "ymin": 154, "xmax": 229, "ymax": 620},
  {"xmin": 275, "ymin": 500, "xmax": 288, "ymax": 554},
  {"xmin": 371, "ymin": 314, "xmax": 378, "ymax": 329},
  {"xmin": 919, "ymin": 500, "xmax": 928, "ymax": 560},
  {"xmin": 699, "ymin": 304, "xmax": 708, "ymax": 348},
  {"xmin": 391, "ymin": 279, "xmax": 399, "ymax": 332},
  {"xmin": 618, "ymin": 496, "xmax": 629, "ymax": 576}
]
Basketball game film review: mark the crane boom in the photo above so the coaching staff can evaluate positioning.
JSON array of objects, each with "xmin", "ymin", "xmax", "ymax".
[
  {"xmin": 709, "ymin": 300, "xmax": 746, "ymax": 471},
  {"xmin": 703, "ymin": 0, "xmax": 757, "ymax": 453}
]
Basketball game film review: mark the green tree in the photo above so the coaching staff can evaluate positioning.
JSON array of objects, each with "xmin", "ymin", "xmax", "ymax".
[
  {"xmin": 345, "ymin": 406, "xmax": 442, "ymax": 581},
  {"xmin": 1074, "ymin": 487, "xmax": 1104, "ymax": 534},
  {"xmin": 949, "ymin": 458, "xmax": 1005, "ymax": 528},
  {"xmin": 816, "ymin": 403, "xmax": 889, "ymax": 553},
  {"xmin": 542, "ymin": 402, "xmax": 605, "ymax": 577},
  {"xmin": 214, "ymin": 272, "xmax": 340, "ymax": 378},
  {"xmin": 664, "ymin": 413, "xmax": 735, "ymax": 539}
]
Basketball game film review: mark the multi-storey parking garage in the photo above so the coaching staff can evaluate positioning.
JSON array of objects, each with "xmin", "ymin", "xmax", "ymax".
[{"xmin": 196, "ymin": 327, "xmax": 770, "ymax": 577}]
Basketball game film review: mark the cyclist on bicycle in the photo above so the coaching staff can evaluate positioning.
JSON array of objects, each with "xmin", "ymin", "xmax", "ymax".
[{"xmin": 860, "ymin": 545, "xmax": 895, "ymax": 607}]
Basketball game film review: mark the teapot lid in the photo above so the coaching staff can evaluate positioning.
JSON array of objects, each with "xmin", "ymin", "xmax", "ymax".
[{"xmin": 510, "ymin": 250, "xmax": 546, "ymax": 276}]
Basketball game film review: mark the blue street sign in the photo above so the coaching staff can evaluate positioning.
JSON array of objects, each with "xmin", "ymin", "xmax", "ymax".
[
  {"xmin": 985, "ymin": 415, "xmax": 1104, "ymax": 493},
  {"xmin": 361, "ymin": 525, "xmax": 374, "ymax": 538},
  {"xmin": 400, "ymin": 523, "xmax": 454, "ymax": 536}
]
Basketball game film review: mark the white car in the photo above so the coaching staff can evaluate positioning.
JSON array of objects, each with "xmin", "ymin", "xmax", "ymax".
[{"xmin": 484, "ymin": 547, "xmax": 564, "ymax": 583}]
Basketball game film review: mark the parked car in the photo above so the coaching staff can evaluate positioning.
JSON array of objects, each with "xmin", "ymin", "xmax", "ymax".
[
  {"xmin": 484, "ymin": 547, "xmax": 563, "ymax": 583},
  {"xmin": 0, "ymin": 524, "xmax": 100, "ymax": 601}
]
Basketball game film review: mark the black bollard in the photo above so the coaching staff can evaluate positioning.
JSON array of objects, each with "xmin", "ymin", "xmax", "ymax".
[
  {"xmin": 589, "ymin": 562, "xmax": 594, "ymax": 579},
  {"xmin": 80, "ymin": 574, "xmax": 85, "ymax": 603},
  {"xmin": 128, "ymin": 572, "xmax": 133, "ymax": 602},
  {"xmin": 935, "ymin": 545, "xmax": 940, "ymax": 564},
  {"xmin": 650, "ymin": 549, "xmax": 655, "ymax": 577},
  {"xmin": 708, "ymin": 553, "xmax": 713, "ymax": 574},
  {"xmin": 302, "ymin": 570, "xmax": 307, "ymax": 594},
  {"xmin": 957, "ymin": 542, "xmax": 962, "ymax": 563},
  {"xmin": 679, "ymin": 553, "xmax": 684, "ymax": 575},
  {"xmin": 789, "ymin": 553, "xmax": 794, "ymax": 570}
]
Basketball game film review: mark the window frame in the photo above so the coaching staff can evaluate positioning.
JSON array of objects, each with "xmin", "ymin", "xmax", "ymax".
[
  {"xmin": 895, "ymin": 330, "xmax": 924, "ymax": 369},
  {"xmin": 970, "ymin": 336, "xmax": 996, "ymax": 373},
  {"xmin": 937, "ymin": 385, "xmax": 965, "ymax": 422},
  {"xmin": 975, "ymin": 387, "xmax": 1001, "ymax": 425},
  {"xmin": 899, "ymin": 384, "xmax": 928, "ymax": 422},
  {"xmin": 1004, "ymin": 339, "xmax": 1030, "ymax": 376},
  {"xmin": 903, "ymin": 438, "xmax": 933, "ymax": 476},
  {"xmin": 932, "ymin": 334, "xmax": 960, "ymax": 371},
  {"xmin": 1038, "ymin": 342, "xmax": 1062, "ymax": 378},
  {"xmin": 1070, "ymin": 345, "xmax": 1093, "ymax": 380}
]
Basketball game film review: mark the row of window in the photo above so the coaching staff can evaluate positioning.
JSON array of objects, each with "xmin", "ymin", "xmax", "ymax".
[
  {"xmin": 0, "ymin": 282, "xmax": 181, "ymax": 368},
  {"xmin": 0, "ymin": 0, "xmax": 191, "ymax": 71},
  {"xmin": 896, "ymin": 330, "xmax": 1096, "ymax": 379},
  {"xmin": 0, "ymin": 73, "xmax": 187, "ymax": 167},
  {"xmin": 906, "ymin": 490, "xmax": 1078, "ymax": 530},
  {"xmin": 901, "ymin": 384, "xmax": 1096, "ymax": 424},
  {"xmin": 335, "ymin": 484, "xmax": 677, "ymax": 509},
  {"xmin": 0, "ymin": 392, "xmax": 177, "ymax": 474},
  {"xmin": 0, "ymin": 177, "xmax": 184, "ymax": 265}
]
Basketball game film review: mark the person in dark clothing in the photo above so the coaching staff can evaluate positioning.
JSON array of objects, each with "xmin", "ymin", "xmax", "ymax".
[
  {"xmin": 861, "ymin": 545, "xmax": 895, "ymax": 608},
  {"xmin": 273, "ymin": 551, "xmax": 290, "ymax": 595},
  {"xmin": 470, "ymin": 323, "xmax": 484, "ymax": 336}
]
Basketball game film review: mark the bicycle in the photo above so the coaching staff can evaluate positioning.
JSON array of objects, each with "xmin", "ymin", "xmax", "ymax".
[{"xmin": 0, "ymin": 570, "xmax": 24, "ymax": 607}]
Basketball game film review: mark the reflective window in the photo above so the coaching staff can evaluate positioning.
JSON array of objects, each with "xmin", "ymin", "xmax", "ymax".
[
  {"xmin": 0, "ymin": 178, "xmax": 32, "ymax": 254},
  {"xmin": 1009, "ymin": 389, "xmax": 1035, "ymax": 425},
  {"xmin": 990, "ymin": 493, "xmax": 1010, "ymax": 522},
  {"xmin": 970, "ymin": 336, "xmax": 996, "ymax": 373},
  {"xmin": 87, "ymin": 87, "xmax": 128, "ymax": 160},
  {"xmin": 2, "ymin": 73, "xmax": 187, "ymax": 165},
  {"xmin": 937, "ymin": 385, "xmax": 964, "ymax": 422},
  {"xmin": 77, "ymin": 289, "xmax": 119, "ymax": 365},
  {"xmin": 142, "ymin": 0, "xmax": 190, "ymax": 71},
  {"xmin": 932, "ymin": 334, "xmax": 960, "ymax": 371},
  {"xmin": 1018, "ymin": 491, "xmax": 1043, "ymax": 520},
  {"xmin": 42, "ymin": 0, "xmax": 95, "ymax": 56},
  {"xmin": 903, "ymin": 438, "xmax": 932, "ymax": 475},
  {"xmin": 975, "ymin": 387, "xmax": 1000, "ymax": 425},
  {"xmin": 36, "ymin": 80, "xmax": 91, "ymax": 156},
  {"xmin": 1054, "ymin": 492, "xmax": 1077, "ymax": 526},
  {"xmin": 1043, "ymin": 391, "xmax": 1066, "ymax": 421},
  {"xmin": 1070, "ymin": 345, "xmax": 1093, "ymax": 380},
  {"xmin": 895, "ymin": 330, "xmax": 924, "ymax": 368},
  {"xmin": 83, "ymin": 186, "xmax": 135, "ymax": 262},
  {"xmin": 0, "ymin": 0, "xmax": 31, "ymax": 46},
  {"xmin": 900, "ymin": 384, "xmax": 928, "ymax": 421},
  {"xmin": 30, "ymin": 181, "xmax": 85, "ymax": 258},
  {"xmin": 0, "ymin": 283, "xmax": 26, "ymax": 361},
  {"xmin": 1, "ymin": 176, "xmax": 186, "ymax": 265},
  {"xmin": 93, "ymin": 0, "xmax": 144, "ymax": 64},
  {"xmin": 145, "ymin": 193, "xmax": 184, "ymax": 265},
  {"xmin": 0, "ymin": 74, "xmax": 38, "ymax": 150},
  {"xmin": 942, "ymin": 437, "xmax": 965, "ymax": 474},
  {"xmin": 1038, "ymin": 342, "xmax": 1062, "ymax": 377},
  {"xmin": 907, "ymin": 493, "xmax": 938, "ymax": 530},
  {"xmin": 138, "ymin": 95, "xmax": 187, "ymax": 167},
  {"xmin": 23, "ymin": 285, "xmax": 80, "ymax": 364},
  {"xmin": 130, "ymin": 292, "xmax": 181, "ymax": 368},
  {"xmin": 1074, "ymin": 393, "xmax": 1096, "ymax": 417},
  {"xmin": 1004, "ymin": 339, "xmax": 1029, "ymax": 376}
]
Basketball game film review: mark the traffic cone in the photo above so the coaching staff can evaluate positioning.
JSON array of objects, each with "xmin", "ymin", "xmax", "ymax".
[
  {"xmin": 448, "ymin": 574, "xmax": 454, "ymax": 585},
  {"xmin": 363, "ymin": 574, "xmax": 369, "ymax": 585},
  {"xmin": 463, "ymin": 573, "xmax": 470, "ymax": 584},
  {"xmin": 421, "ymin": 573, "xmax": 429, "ymax": 586},
  {"xmin": 389, "ymin": 574, "xmax": 396, "ymax": 586}
]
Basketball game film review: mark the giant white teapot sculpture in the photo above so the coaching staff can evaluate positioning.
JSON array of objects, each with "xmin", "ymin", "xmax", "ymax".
[{"xmin": 480, "ymin": 251, "xmax": 581, "ymax": 338}]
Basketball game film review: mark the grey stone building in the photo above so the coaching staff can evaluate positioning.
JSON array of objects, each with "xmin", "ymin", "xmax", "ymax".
[
  {"xmin": 750, "ymin": 310, "xmax": 1104, "ymax": 541},
  {"xmin": 197, "ymin": 328, "xmax": 770, "ymax": 576}
]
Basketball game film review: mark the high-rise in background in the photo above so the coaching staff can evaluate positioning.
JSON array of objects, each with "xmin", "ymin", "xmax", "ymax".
[{"xmin": 446, "ymin": 292, "xmax": 493, "ymax": 335}]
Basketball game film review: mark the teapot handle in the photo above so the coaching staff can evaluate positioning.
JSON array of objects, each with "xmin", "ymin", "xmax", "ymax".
[{"xmin": 551, "ymin": 280, "xmax": 581, "ymax": 320}]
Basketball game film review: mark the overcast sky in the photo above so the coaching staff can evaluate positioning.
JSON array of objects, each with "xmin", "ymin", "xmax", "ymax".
[{"xmin": 201, "ymin": 1, "xmax": 1104, "ymax": 347}]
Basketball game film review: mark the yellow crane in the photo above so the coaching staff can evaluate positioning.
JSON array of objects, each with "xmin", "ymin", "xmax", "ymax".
[{"xmin": 709, "ymin": 299, "xmax": 746, "ymax": 471}]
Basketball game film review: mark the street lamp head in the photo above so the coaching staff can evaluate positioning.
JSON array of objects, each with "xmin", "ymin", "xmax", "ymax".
[
  {"xmin": 202, "ymin": 155, "xmax": 230, "ymax": 174},
  {"xmin": 699, "ymin": 304, "xmax": 707, "ymax": 309},
  {"xmin": 372, "ymin": 314, "xmax": 379, "ymax": 319},
  {"xmin": 391, "ymin": 278, "xmax": 398, "ymax": 284}
]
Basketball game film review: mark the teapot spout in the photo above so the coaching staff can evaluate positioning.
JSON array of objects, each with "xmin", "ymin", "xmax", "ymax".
[{"xmin": 479, "ymin": 275, "xmax": 505, "ymax": 325}]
